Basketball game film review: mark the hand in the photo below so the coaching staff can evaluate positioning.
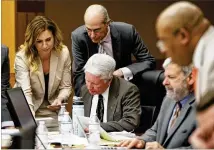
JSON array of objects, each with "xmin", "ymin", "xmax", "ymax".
[
  {"xmin": 84, "ymin": 128, "xmax": 89, "ymax": 133},
  {"xmin": 189, "ymin": 104, "xmax": 214, "ymax": 149},
  {"xmin": 47, "ymin": 99, "xmax": 62, "ymax": 111},
  {"xmin": 145, "ymin": 142, "xmax": 164, "ymax": 149},
  {"xmin": 113, "ymin": 69, "xmax": 124, "ymax": 78},
  {"xmin": 117, "ymin": 138, "xmax": 145, "ymax": 149}
]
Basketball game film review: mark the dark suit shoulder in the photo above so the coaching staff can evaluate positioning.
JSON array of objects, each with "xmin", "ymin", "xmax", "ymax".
[
  {"xmin": 111, "ymin": 22, "xmax": 133, "ymax": 30},
  {"xmin": 72, "ymin": 25, "xmax": 86, "ymax": 35},
  {"xmin": 80, "ymin": 84, "xmax": 88, "ymax": 97}
]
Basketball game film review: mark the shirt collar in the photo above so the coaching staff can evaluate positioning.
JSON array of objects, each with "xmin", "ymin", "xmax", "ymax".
[
  {"xmin": 179, "ymin": 93, "xmax": 194, "ymax": 108},
  {"xmin": 100, "ymin": 26, "xmax": 111, "ymax": 43},
  {"xmin": 100, "ymin": 86, "xmax": 110, "ymax": 99}
]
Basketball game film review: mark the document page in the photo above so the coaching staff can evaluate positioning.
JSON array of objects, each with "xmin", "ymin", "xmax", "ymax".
[{"xmin": 77, "ymin": 116, "xmax": 135, "ymax": 142}]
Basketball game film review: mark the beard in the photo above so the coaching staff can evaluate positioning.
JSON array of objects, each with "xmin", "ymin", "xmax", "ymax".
[{"xmin": 165, "ymin": 81, "xmax": 189, "ymax": 101}]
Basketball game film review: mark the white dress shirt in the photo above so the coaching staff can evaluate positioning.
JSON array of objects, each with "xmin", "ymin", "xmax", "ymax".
[
  {"xmin": 90, "ymin": 87, "xmax": 110, "ymax": 122},
  {"xmin": 193, "ymin": 25, "xmax": 214, "ymax": 104}
]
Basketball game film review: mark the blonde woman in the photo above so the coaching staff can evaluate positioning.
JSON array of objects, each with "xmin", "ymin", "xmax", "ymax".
[{"xmin": 14, "ymin": 16, "xmax": 72, "ymax": 117}]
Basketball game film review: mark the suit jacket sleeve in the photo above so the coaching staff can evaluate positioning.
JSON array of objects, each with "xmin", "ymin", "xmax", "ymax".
[
  {"xmin": 1, "ymin": 45, "xmax": 12, "ymax": 122},
  {"xmin": 126, "ymin": 25, "xmax": 156, "ymax": 76},
  {"xmin": 57, "ymin": 47, "xmax": 72, "ymax": 101},
  {"xmin": 14, "ymin": 51, "xmax": 34, "ymax": 114},
  {"xmin": 101, "ymin": 85, "xmax": 141, "ymax": 132},
  {"xmin": 140, "ymin": 115, "xmax": 158, "ymax": 142},
  {"xmin": 71, "ymin": 32, "xmax": 87, "ymax": 96}
]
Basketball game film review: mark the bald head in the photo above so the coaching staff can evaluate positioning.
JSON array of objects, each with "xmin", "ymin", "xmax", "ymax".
[
  {"xmin": 157, "ymin": 1, "xmax": 204, "ymax": 32},
  {"xmin": 84, "ymin": 4, "xmax": 110, "ymax": 24}
]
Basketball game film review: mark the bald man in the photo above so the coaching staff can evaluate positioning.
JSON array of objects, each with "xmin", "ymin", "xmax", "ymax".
[
  {"xmin": 155, "ymin": 1, "xmax": 214, "ymax": 149},
  {"xmin": 71, "ymin": 4, "xmax": 155, "ymax": 96}
]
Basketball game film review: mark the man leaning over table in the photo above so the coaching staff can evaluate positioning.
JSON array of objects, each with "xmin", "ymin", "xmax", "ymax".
[{"xmin": 71, "ymin": 4, "xmax": 156, "ymax": 96}]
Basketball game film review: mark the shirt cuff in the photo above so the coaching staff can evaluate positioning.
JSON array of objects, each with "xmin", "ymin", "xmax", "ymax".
[
  {"xmin": 2, "ymin": 121, "xmax": 15, "ymax": 128},
  {"xmin": 120, "ymin": 67, "xmax": 133, "ymax": 81}
]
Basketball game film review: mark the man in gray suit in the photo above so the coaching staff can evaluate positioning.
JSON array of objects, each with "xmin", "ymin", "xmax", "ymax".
[
  {"xmin": 118, "ymin": 58, "xmax": 196, "ymax": 149},
  {"xmin": 1, "ymin": 44, "xmax": 14, "ymax": 128},
  {"xmin": 155, "ymin": 2, "xmax": 214, "ymax": 148},
  {"xmin": 72, "ymin": 4, "xmax": 156, "ymax": 96},
  {"xmin": 81, "ymin": 54, "xmax": 141, "ymax": 132}
]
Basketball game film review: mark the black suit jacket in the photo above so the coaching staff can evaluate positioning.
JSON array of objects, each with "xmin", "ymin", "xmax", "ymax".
[
  {"xmin": 141, "ymin": 93, "xmax": 196, "ymax": 149},
  {"xmin": 81, "ymin": 76, "xmax": 141, "ymax": 132},
  {"xmin": 71, "ymin": 22, "xmax": 156, "ymax": 96},
  {"xmin": 1, "ymin": 45, "xmax": 12, "ymax": 122}
]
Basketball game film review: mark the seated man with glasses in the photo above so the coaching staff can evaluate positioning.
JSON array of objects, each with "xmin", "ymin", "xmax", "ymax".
[
  {"xmin": 118, "ymin": 58, "xmax": 196, "ymax": 149},
  {"xmin": 71, "ymin": 4, "xmax": 156, "ymax": 96}
]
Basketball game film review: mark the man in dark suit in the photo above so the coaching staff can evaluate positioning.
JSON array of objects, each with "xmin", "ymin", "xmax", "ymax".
[
  {"xmin": 1, "ymin": 44, "xmax": 14, "ymax": 128},
  {"xmin": 81, "ymin": 54, "xmax": 141, "ymax": 132},
  {"xmin": 118, "ymin": 58, "xmax": 196, "ymax": 149},
  {"xmin": 71, "ymin": 4, "xmax": 156, "ymax": 96}
]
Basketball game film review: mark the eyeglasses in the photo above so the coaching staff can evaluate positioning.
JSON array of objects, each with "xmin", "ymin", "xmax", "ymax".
[{"xmin": 85, "ymin": 27, "xmax": 103, "ymax": 34}]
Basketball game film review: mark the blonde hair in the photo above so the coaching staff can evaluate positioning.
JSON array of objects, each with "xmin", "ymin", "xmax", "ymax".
[{"xmin": 19, "ymin": 16, "xmax": 63, "ymax": 72}]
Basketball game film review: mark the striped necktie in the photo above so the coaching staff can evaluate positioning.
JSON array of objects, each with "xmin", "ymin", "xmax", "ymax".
[
  {"xmin": 96, "ymin": 94, "xmax": 104, "ymax": 122},
  {"xmin": 168, "ymin": 102, "xmax": 182, "ymax": 131}
]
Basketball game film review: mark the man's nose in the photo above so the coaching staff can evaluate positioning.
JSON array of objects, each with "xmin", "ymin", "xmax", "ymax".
[
  {"xmin": 90, "ymin": 32, "xmax": 96, "ymax": 38},
  {"xmin": 162, "ymin": 77, "xmax": 169, "ymax": 86}
]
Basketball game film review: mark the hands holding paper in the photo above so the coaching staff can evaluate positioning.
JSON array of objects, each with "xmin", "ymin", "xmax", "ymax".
[{"xmin": 47, "ymin": 98, "xmax": 62, "ymax": 111}]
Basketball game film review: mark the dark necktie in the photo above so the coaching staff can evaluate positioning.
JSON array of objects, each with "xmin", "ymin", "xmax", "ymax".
[
  {"xmin": 168, "ymin": 102, "xmax": 182, "ymax": 131},
  {"xmin": 96, "ymin": 94, "xmax": 104, "ymax": 122}
]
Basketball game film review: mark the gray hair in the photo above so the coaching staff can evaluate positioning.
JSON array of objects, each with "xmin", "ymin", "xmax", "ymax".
[
  {"xmin": 84, "ymin": 4, "xmax": 111, "ymax": 23},
  {"xmin": 163, "ymin": 57, "xmax": 193, "ymax": 76},
  {"xmin": 84, "ymin": 54, "xmax": 116, "ymax": 80}
]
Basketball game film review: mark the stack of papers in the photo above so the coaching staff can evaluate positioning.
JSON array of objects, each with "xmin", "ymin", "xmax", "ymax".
[{"xmin": 77, "ymin": 116, "xmax": 136, "ymax": 142}]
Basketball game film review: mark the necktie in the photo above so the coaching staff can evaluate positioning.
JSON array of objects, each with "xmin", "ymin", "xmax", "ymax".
[
  {"xmin": 98, "ymin": 41, "xmax": 112, "ymax": 56},
  {"xmin": 99, "ymin": 42, "xmax": 106, "ymax": 54},
  {"xmin": 168, "ymin": 102, "xmax": 181, "ymax": 131},
  {"xmin": 96, "ymin": 94, "xmax": 104, "ymax": 122}
]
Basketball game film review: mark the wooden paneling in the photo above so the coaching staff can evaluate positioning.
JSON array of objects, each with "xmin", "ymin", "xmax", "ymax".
[
  {"xmin": 2, "ymin": 0, "xmax": 16, "ymax": 73},
  {"xmin": 17, "ymin": 0, "xmax": 45, "ymax": 13},
  {"xmin": 45, "ymin": 0, "xmax": 214, "ymax": 59},
  {"xmin": 10, "ymin": 73, "xmax": 15, "ymax": 87},
  {"xmin": 16, "ymin": 12, "xmax": 44, "ymax": 51}
]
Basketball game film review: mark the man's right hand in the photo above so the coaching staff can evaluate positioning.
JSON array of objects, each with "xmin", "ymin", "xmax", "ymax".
[{"xmin": 117, "ymin": 138, "xmax": 145, "ymax": 149}]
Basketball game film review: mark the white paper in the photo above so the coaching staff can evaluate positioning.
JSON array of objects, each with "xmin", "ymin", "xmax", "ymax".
[
  {"xmin": 35, "ymin": 117, "xmax": 54, "ymax": 121},
  {"xmin": 48, "ymin": 132, "xmax": 88, "ymax": 145},
  {"xmin": 77, "ymin": 116, "xmax": 121, "ymax": 142}
]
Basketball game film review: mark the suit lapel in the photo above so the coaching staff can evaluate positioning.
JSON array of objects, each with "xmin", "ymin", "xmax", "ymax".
[
  {"xmin": 84, "ymin": 31, "xmax": 98, "ymax": 57},
  {"xmin": 110, "ymin": 24, "xmax": 121, "ymax": 69},
  {"xmin": 48, "ymin": 51, "xmax": 58, "ymax": 98},
  {"xmin": 107, "ymin": 77, "xmax": 119, "ymax": 121},
  {"xmin": 37, "ymin": 59, "xmax": 45, "ymax": 91},
  {"xmin": 83, "ymin": 89, "xmax": 93, "ymax": 117},
  {"xmin": 159, "ymin": 99, "xmax": 175, "ymax": 144},
  {"xmin": 163, "ymin": 94, "xmax": 195, "ymax": 145}
]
